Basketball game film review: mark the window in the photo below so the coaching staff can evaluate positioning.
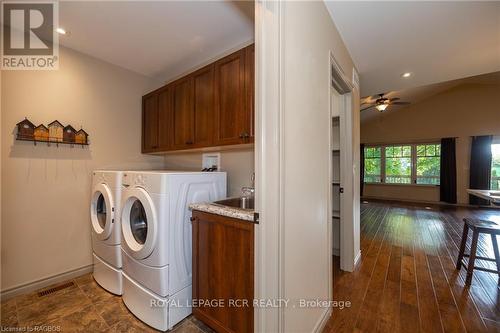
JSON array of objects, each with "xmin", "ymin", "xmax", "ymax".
[
  {"xmin": 364, "ymin": 143, "xmax": 441, "ymax": 185},
  {"xmin": 385, "ymin": 145, "xmax": 412, "ymax": 184},
  {"xmin": 364, "ymin": 147, "xmax": 382, "ymax": 183},
  {"xmin": 492, "ymin": 144, "xmax": 500, "ymax": 190},
  {"xmin": 416, "ymin": 144, "xmax": 441, "ymax": 185}
]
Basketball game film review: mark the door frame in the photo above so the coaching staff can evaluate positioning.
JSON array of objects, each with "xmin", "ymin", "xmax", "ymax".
[
  {"xmin": 254, "ymin": 1, "xmax": 284, "ymax": 332},
  {"xmin": 328, "ymin": 53, "xmax": 355, "ymax": 279},
  {"xmin": 254, "ymin": 2, "xmax": 358, "ymax": 331}
]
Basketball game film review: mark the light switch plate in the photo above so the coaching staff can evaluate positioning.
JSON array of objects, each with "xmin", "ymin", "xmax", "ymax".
[{"xmin": 202, "ymin": 153, "xmax": 221, "ymax": 171}]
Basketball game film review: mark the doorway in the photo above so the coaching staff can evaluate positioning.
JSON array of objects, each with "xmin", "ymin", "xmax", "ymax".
[{"xmin": 328, "ymin": 54, "xmax": 355, "ymax": 292}]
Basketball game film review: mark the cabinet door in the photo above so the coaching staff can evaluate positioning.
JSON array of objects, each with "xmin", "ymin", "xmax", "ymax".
[
  {"xmin": 214, "ymin": 49, "xmax": 246, "ymax": 145},
  {"xmin": 158, "ymin": 87, "xmax": 172, "ymax": 150},
  {"xmin": 245, "ymin": 44, "xmax": 255, "ymax": 142},
  {"xmin": 142, "ymin": 94, "xmax": 159, "ymax": 152},
  {"xmin": 171, "ymin": 77, "xmax": 194, "ymax": 150},
  {"xmin": 192, "ymin": 211, "xmax": 254, "ymax": 333},
  {"xmin": 193, "ymin": 65, "xmax": 214, "ymax": 147}
]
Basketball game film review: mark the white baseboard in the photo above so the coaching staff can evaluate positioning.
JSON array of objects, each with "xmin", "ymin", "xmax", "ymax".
[
  {"xmin": 1, "ymin": 264, "xmax": 93, "ymax": 300},
  {"xmin": 313, "ymin": 307, "xmax": 332, "ymax": 333},
  {"xmin": 354, "ymin": 250, "xmax": 362, "ymax": 268}
]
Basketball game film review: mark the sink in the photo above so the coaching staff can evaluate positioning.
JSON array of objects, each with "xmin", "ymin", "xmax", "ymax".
[{"xmin": 214, "ymin": 197, "xmax": 254, "ymax": 210}]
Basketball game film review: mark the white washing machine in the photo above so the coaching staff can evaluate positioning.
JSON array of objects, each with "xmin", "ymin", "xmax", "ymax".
[
  {"xmin": 120, "ymin": 170, "xmax": 226, "ymax": 331},
  {"xmin": 90, "ymin": 170, "xmax": 124, "ymax": 295}
]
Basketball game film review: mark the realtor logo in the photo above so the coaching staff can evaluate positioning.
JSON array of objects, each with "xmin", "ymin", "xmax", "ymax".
[{"xmin": 1, "ymin": 1, "xmax": 59, "ymax": 70}]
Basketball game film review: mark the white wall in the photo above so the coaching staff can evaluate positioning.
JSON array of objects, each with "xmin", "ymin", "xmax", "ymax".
[
  {"xmin": 1, "ymin": 47, "xmax": 163, "ymax": 292},
  {"xmin": 280, "ymin": 1, "xmax": 359, "ymax": 331}
]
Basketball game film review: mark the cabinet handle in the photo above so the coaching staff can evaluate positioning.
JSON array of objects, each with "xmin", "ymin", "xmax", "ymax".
[
  {"xmin": 239, "ymin": 133, "xmax": 244, "ymax": 139},
  {"xmin": 186, "ymin": 140, "xmax": 193, "ymax": 145}
]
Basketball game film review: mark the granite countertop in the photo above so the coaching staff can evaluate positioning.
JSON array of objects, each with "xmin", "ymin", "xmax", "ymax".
[{"xmin": 189, "ymin": 200, "xmax": 256, "ymax": 222}]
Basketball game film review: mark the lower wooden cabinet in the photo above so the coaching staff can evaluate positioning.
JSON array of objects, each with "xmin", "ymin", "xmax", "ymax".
[{"xmin": 191, "ymin": 210, "xmax": 254, "ymax": 333}]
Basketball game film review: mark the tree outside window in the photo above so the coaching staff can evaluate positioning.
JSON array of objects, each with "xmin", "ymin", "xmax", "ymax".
[
  {"xmin": 364, "ymin": 143, "xmax": 441, "ymax": 185},
  {"xmin": 492, "ymin": 144, "xmax": 500, "ymax": 190},
  {"xmin": 385, "ymin": 145, "xmax": 412, "ymax": 184},
  {"xmin": 364, "ymin": 147, "xmax": 381, "ymax": 183},
  {"xmin": 416, "ymin": 144, "xmax": 440, "ymax": 185}
]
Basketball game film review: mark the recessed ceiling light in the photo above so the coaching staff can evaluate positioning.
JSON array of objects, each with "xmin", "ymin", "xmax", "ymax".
[
  {"xmin": 56, "ymin": 28, "xmax": 67, "ymax": 35},
  {"xmin": 401, "ymin": 72, "xmax": 412, "ymax": 78}
]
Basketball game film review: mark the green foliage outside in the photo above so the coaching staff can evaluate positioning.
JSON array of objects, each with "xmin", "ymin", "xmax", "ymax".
[
  {"xmin": 492, "ymin": 144, "xmax": 500, "ymax": 190},
  {"xmin": 364, "ymin": 143, "xmax": 500, "ymax": 188},
  {"xmin": 364, "ymin": 144, "xmax": 441, "ymax": 184},
  {"xmin": 416, "ymin": 144, "xmax": 440, "ymax": 185}
]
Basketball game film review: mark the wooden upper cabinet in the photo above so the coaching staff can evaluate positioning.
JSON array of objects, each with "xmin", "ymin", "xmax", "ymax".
[
  {"xmin": 141, "ymin": 44, "xmax": 254, "ymax": 153},
  {"xmin": 171, "ymin": 76, "xmax": 194, "ymax": 150},
  {"xmin": 214, "ymin": 49, "xmax": 247, "ymax": 146},
  {"xmin": 245, "ymin": 44, "xmax": 255, "ymax": 142},
  {"xmin": 142, "ymin": 93, "xmax": 159, "ymax": 152},
  {"xmin": 158, "ymin": 87, "xmax": 172, "ymax": 150},
  {"xmin": 193, "ymin": 65, "xmax": 215, "ymax": 147}
]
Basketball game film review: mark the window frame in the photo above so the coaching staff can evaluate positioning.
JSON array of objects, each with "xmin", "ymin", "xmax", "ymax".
[
  {"xmin": 491, "ymin": 141, "xmax": 500, "ymax": 191},
  {"xmin": 415, "ymin": 143, "xmax": 441, "ymax": 185},
  {"xmin": 363, "ymin": 142, "xmax": 441, "ymax": 186},
  {"xmin": 363, "ymin": 146, "xmax": 382, "ymax": 183}
]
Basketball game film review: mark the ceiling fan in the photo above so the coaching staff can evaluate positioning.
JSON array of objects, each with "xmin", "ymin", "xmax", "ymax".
[{"xmin": 360, "ymin": 93, "xmax": 410, "ymax": 112}]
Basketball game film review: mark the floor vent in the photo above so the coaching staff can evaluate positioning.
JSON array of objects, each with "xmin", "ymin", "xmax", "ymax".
[{"xmin": 38, "ymin": 281, "xmax": 75, "ymax": 297}]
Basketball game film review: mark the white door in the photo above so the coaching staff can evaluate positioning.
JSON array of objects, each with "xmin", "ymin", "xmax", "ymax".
[
  {"xmin": 90, "ymin": 183, "xmax": 115, "ymax": 241},
  {"xmin": 121, "ymin": 187, "xmax": 157, "ymax": 260}
]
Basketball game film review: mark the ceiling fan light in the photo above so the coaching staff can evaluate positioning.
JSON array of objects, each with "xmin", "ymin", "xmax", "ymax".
[{"xmin": 376, "ymin": 104, "xmax": 388, "ymax": 112}]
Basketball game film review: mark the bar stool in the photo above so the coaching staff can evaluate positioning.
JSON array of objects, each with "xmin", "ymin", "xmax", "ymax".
[{"xmin": 456, "ymin": 218, "xmax": 500, "ymax": 286}]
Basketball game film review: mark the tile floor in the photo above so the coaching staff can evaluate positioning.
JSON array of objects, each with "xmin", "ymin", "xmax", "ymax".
[{"xmin": 0, "ymin": 273, "xmax": 213, "ymax": 332}]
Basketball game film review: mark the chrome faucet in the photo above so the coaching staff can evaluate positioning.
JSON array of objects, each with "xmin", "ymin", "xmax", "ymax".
[
  {"xmin": 241, "ymin": 186, "xmax": 255, "ymax": 197},
  {"xmin": 241, "ymin": 173, "xmax": 255, "ymax": 197}
]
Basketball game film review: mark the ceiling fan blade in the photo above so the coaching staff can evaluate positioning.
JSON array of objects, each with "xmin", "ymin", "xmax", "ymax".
[
  {"xmin": 361, "ymin": 102, "xmax": 375, "ymax": 106},
  {"xmin": 391, "ymin": 101, "xmax": 411, "ymax": 105},
  {"xmin": 389, "ymin": 97, "xmax": 400, "ymax": 102},
  {"xmin": 360, "ymin": 105, "xmax": 376, "ymax": 112}
]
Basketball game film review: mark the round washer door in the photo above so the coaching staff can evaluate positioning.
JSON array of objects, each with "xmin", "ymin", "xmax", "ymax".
[
  {"xmin": 90, "ymin": 183, "xmax": 115, "ymax": 241},
  {"xmin": 121, "ymin": 187, "xmax": 157, "ymax": 260}
]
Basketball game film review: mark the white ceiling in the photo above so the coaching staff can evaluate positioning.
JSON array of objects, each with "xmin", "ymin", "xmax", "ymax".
[
  {"xmin": 360, "ymin": 71, "xmax": 500, "ymax": 123},
  {"xmin": 58, "ymin": 1, "xmax": 254, "ymax": 82},
  {"xmin": 325, "ymin": 1, "xmax": 500, "ymax": 97}
]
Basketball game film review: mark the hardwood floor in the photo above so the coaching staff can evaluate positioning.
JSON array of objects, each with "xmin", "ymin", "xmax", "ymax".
[{"xmin": 323, "ymin": 201, "xmax": 500, "ymax": 333}]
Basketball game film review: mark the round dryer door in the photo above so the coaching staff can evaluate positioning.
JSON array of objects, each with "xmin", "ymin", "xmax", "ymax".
[
  {"xmin": 121, "ymin": 187, "xmax": 157, "ymax": 259},
  {"xmin": 90, "ymin": 183, "xmax": 115, "ymax": 240}
]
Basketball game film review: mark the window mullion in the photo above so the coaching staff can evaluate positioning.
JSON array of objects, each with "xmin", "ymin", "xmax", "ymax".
[
  {"xmin": 381, "ymin": 146, "xmax": 386, "ymax": 183},
  {"xmin": 411, "ymin": 144, "xmax": 417, "ymax": 184}
]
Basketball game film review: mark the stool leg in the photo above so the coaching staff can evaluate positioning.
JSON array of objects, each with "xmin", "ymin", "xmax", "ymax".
[
  {"xmin": 456, "ymin": 224, "xmax": 469, "ymax": 270},
  {"xmin": 490, "ymin": 234, "xmax": 500, "ymax": 284},
  {"xmin": 465, "ymin": 229, "xmax": 479, "ymax": 286}
]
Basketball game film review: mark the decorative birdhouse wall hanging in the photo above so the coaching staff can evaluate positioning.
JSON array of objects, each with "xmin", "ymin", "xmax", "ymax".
[
  {"xmin": 75, "ymin": 129, "xmax": 89, "ymax": 144},
  {"xmin": 16, "ymin": 118, "xmax": 35, "ymax": 140},
  {"xmin": 63, "ymin": 125, "xmax": 76, "ymax": 143},
  {"xmin": 48, "ymin": 120, "xmax": 64, "ymax": 142},
  {"xmin": 16, "ymin": 118, "xmax": 89, "ymax": 147},
  {"xmin": 34, "ymin": 124, "xmax": 49, "ymax": 141}
]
